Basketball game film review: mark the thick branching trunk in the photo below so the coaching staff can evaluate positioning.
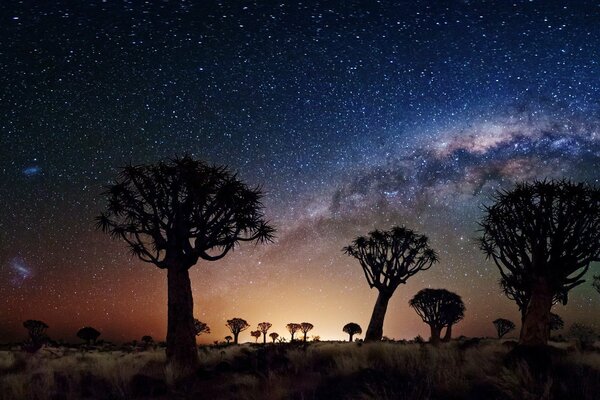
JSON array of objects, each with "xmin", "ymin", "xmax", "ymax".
[
  {"xmin": 442, "ymin": 324, "xmax": 452, "ymax": 342},
  {"xmin": 348, "ymin": 334, "xmax": 354, "ymax": 342},
  {"xmin": 429, "ymin": 325, "xmax": 442, "ymax": 345},
  {"xmin": 233, "ymin": 332, "xmax": 240, "ymax": 344},
  {"xmin": 520, "ymin": 278, "xmax": 553, "ymax": 346},
  {"xmin": 365, "ymin": 290, "xmax": 391, "ymax": 342},
  {"xmin": 166, "ymin": 267, "xmax": 198, "ymax": 375}
]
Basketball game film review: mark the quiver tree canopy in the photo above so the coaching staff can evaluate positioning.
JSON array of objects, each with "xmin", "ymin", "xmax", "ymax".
[
  {"xmin": 409, "ymin": 289, "xmax": 465, "ymax": 345},
  {"xmin": 96, "ymin": 156, "xmax": 275, "ymax": 268},
  {"xmin": 344, "ymin": 226, "xmax": 438, "ymax": 292},
  {"xmin": 344, "ymin": 226, "xmax": 438, "ymax": 342},
  {"xmin": 492, "ymin": 318, "xmax": 516, "ymax": 338},
  {"xmin": 479, "ymin": 180, "xmax": 600, "ymax": 346},
  {"xmin": 193, "ymin": 319, "xmax": 210, "ymax": 336}
]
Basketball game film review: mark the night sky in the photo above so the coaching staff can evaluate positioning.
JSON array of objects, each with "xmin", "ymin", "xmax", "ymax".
[{"xmin": 1, "ymin": 1, "xmax": 599, "ymax": 344}]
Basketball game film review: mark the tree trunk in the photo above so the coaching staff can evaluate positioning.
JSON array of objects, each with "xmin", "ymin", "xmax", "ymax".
[
  {"xmin": 520, "ymin": 278, "xmax": 553, "ymax": 346},
  {"xmin": 233, "ymin": 332, "xmax": 239, "ymax": 344},
  {"xmin": 166, "ymin": 267, "xmax": 198, "ymax": 375},
  {"xmin": 365, "ymin": 291, "xmax": 392, "ymax": 342},
  {"xmin": 349, "ymin": 333, "xmax": 354, "ymax": 342},
  {"xmin": 303, "ymin": 332, "xmax": 307, "ymax": 342},
  {"xmin": 429, "ymin": 325, "xmax": 442, "ymax": 345},
  {"xmin": 263, "ymin": 333, "xmax": 267, "ymax": 344},
  {"xmin": 442, "ymin": 324, "xmax": 452, "ymax": 342}
]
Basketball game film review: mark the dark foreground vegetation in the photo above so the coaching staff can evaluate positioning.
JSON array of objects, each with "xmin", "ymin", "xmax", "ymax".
[{"xmin": 1, "ymin": 339, "xmax": 599, "ymax": 400}]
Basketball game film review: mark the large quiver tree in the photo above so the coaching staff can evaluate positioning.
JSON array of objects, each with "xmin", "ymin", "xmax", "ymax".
[
  {"xmin": 479, "ymin": 180, "xmax": 600, "ymax": 346},
  {"xmin": 344, "ymin": 226, "xmax": 438, "ymax": 341},
  {"xmin": 96, "ymin": 156, "xmax": 274, "ymax": 374}
]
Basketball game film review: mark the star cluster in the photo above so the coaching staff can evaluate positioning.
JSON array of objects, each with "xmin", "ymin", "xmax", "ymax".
[{"xmin": 1, "ymin": 1, "xmax": 599, "ymax": 343}]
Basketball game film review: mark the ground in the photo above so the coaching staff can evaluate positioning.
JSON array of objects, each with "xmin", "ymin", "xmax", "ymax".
[{"xmin": 0, "ymin": 339, "xmax": 599, "ymax": 399}]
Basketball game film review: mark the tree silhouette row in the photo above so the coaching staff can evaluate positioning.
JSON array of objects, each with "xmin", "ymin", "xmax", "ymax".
[{"xmin": 94, "ymin": 156, "xmax": 600, "ymax": 375}]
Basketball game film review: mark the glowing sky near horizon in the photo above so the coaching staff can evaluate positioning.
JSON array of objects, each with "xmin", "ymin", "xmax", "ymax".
[{"xmin": 1, "ymin": 1, "xmax": 599, "ymax": 344}]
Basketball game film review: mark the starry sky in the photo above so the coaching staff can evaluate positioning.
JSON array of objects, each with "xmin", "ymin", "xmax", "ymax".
[{"xmin": 1, "ymin": 0, "xmax": 599, "ymax": 344}]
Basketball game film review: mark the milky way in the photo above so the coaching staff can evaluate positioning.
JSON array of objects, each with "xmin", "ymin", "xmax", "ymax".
[{"xmin": 1, "ymin": 1, "xmax": 599, "ymax": 343}]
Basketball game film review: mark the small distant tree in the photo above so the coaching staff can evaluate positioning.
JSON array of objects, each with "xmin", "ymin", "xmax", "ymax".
[
  {"xmin": 286, "ymin": 323, "xmax": 301, "ymax": 341},
  {"xmin": 23, "ymin": 320, "xmax": 48, "ymax": 344},
  {"xmin": 257, "ymin": 322, "xmax": 272, "ymax": 344},
  {"xmin": 549, "ymin": 313, "xmax": 564, "ymax": 332},
  {"xmin": 479, "ymin": 180, "xmax": 600, "ymax": 346},
  {"xmin": 300, "ymin": 322, "xmax": 314, "ymax": 342},
  {"xmin": 141, "ymin": 335, "xmax": 154, "ymax": 346},
  {"xmin": 311, "ymin": 336, "xmax": 320, "ymax": 342},
  {"xmin": 343, "ymin": 323, "xmax": 362, "ymax": 342},
  {"xmin": 344, "ymin": 226, "xmax": 438, "ymax": 341},
  {"xmin": 224, "ymin": 335, "xmax": 233, "ymax": 344},
  {"xmin": 194, "ymin": 319, "xmax": 211, "ymax": 336},
  {"xmin": 492, "ymin": 318, "xmax": 516, "ymax": 339},
  {"xmin": 77, "ymin": 327, "xmax": 101, "ymax": 345},
  {"xmin": 269, "ymin": 332, "xmax": 279, "ymax": 343},
  {"xmin": 593, "ymin": 275, "xmax": 600, "ymax": 295},
  {"xmin": 569, "ymin": 323, "xmax": 597, "ymax": 350},
  {"xmin": 226, "ymin": 318, "xmax": 250, "ymax": 344},
  {"xmin": 250, "ymin": 330, "xmax": 261, "ymax": 343},
  {"xmin": 409, "ymin": 289, "xmax": 465, "ymax": 345}
]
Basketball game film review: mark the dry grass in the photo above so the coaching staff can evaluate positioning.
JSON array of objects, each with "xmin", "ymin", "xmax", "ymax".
[{"xmin": 0, "ymin": 340, "xmax": 599, "ymax": 399}]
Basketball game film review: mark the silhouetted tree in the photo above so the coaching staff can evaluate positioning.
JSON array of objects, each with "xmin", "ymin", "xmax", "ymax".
[
  {"xmin": 492, "ymin": 318, "xmax": 516, "ymax": 339},
  {"xmin": 257, "ymin": 322, "xmax": 272, "ymax": 344},
  {"xmin": 343, "ymin": 323, "xmax": 362, "ymax": 342},
  {"xmin": 286, "ymin": 323, "xmax": 301, "ymax": 341},
  {"xmin": 479, "ymin": 180, "xmax": 600, "ymax": 346},
  {"xmin": 344, "ymin": 226, "xmax": 438, "ymax": 342},
  {"xmin": 250, "ymin": 330, "xmax": 261, "ymax": 343},
  {"xmin": 409, "ymin": 289, "xmax": 465, "ymax": 345},
  {"xmin": 269, "ymin": 332, "xmax": 279, "ymax": 343},
  {"xmin": 96, "ymin": 156, "xmax": 274, "ymax": 373},
  {"xmin": 77, "ymin": 327, "xmax": 101, "ymax": 345},
  {"xmin": 226, "ymin": 318, "xmax": 250, "ymax": 344},
  {"xmin": 23, "ymin": 320, "xmax": 48, "ymax": 352},
  {"xmin": 224, "ymin": 335, "xmax": 232, "ymax": 344},
  {"xmin": 300, "ymin": 322, "xmax": 314, "ymax": 342},
  {"xmin": 193, "ymin": 319, "xmax": 210, "ymax": 336},
  {"xmin": 549, "ymin": 313, "xmax": 564, "ymax": 333},
  {"xmin": 593, "ymin": 275, "xmax": 600, "ymax": 295}
]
